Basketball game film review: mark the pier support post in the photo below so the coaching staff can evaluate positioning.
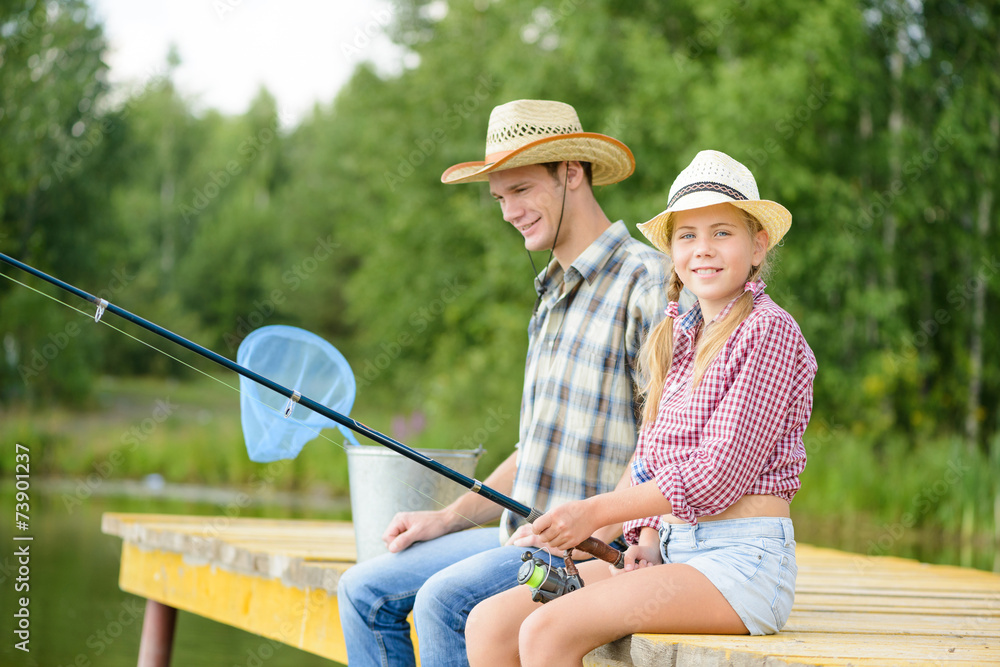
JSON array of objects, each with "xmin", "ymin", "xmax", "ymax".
[{"xmin": 137, "ymin": 599, "xmax": 177, "ymax": 667}]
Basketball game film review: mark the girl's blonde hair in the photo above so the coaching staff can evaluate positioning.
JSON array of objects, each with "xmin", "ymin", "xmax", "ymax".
[{"xmin": 639, "ymin": 206, "xmax": 772, "ymax": 428}]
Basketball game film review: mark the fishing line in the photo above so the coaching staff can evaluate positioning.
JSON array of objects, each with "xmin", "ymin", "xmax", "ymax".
[
  {"xmin": 2, "ymin": 270, "xmax": 241, "ymax": 390},
  {"xmin": 0, "ymin": 267, "xmax": 486, "ymax": 531},
  {"xmin": 0, "ymin": 253, "xmax": 624, "ymax": 567}
]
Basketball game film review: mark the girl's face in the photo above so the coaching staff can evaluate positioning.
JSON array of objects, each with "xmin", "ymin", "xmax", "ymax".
[{"xmin": 670, "ymin": 203, "xmax": 768, "ymax": 322}]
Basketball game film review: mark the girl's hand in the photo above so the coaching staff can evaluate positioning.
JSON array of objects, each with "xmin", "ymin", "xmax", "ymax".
[
  {"xmin": 531, "ymin": 500, "xmax": 600, "ymax": 553},
  {"xmin": 612, "ymin": 544, "xmax": 662, "ymax": 575}
]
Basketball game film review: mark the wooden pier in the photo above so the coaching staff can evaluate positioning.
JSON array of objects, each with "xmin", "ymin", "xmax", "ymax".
[{"xmin": 102, "ymin": 513, "xmax": 1000, "ymax": 666}]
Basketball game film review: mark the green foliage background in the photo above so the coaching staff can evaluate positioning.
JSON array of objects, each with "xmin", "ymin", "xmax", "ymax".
[{"xmin": 1, "ymin": 0, "xmax": 998, "ymax": 554}]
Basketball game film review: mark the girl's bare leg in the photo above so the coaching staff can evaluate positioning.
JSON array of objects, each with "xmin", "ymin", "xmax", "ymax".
[
  {"xmin": 517, "ymin": 559, "xmax": 747, "ymax": 667},
  {"xmin": 466, "ymin": 578, "xmax": 540, "ymax": 667}
]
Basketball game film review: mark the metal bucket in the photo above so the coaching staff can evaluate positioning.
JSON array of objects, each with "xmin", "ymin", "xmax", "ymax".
[{"xmin": 346, "ymin": 445, "xmax": 485, "ymax": 562}]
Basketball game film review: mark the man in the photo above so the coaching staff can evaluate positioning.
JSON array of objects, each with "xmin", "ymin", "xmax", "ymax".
[{"xmin": 338, "ymin": 99, "xmax": 681, "ymax": 666}]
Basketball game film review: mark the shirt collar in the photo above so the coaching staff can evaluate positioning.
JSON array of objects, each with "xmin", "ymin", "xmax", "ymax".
[
  {"xmin": 534, "ymin": 221, "xmax": 630, "ymax": 296},
  {"xmin": 676, "ymin": 279, "xmax": 767, "ymax": 336},
  {"xmin": 714, "ymin": 279, "xmax": 767, "ymax": 322},
  {"xmin": 677, "ymin": 301, "xmax": 704, "ymax": 336}
]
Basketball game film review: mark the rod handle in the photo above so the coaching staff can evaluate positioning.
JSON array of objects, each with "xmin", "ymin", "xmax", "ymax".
[
  {"xmin": 574, "ymin": 536, "xmax": 625, "ymax": 569},
  {"xmin": 525, "ymin": 507, "xmax": 625, "ymax": 569}
]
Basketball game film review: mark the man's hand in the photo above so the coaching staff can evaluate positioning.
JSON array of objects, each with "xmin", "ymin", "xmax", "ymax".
[
  {"xmin": 504, "ymin": 523, "xmax": 544, "ymax": 548},
  {"xmin": 382, "ymin": 509, "xmax": 458, "ymax": 553}
]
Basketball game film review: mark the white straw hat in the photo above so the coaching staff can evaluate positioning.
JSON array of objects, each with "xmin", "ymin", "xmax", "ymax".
[
  {"xmin": 441, "ymin": 99, "xmax": 634, "ymax": 186},
  {"xmin": 637, "ymin": 150, "xmax": 791, "ymax": 254}
]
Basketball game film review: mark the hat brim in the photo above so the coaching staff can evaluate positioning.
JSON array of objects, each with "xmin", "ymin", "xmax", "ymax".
[
  {"xmin": 637, "ymin": 193, "xmax": 791, "ymax": 255},
  {"xmin": 441, "ymin": 133, "xmax": 634, "ymax": 186}
]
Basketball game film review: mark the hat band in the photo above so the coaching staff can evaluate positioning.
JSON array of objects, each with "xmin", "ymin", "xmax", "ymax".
[{"xmin": 667, "ymin": 181, "xmax": 749, "ymax": 209}]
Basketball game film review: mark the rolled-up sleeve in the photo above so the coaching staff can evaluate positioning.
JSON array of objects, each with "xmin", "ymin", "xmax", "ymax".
[
  {"xmin": 623, "ymin": 458, "xmax": 661, "ymax": 544},
  {"xmin": 648, "ymin": 313, "xmax": 810, "ymax": 524}
]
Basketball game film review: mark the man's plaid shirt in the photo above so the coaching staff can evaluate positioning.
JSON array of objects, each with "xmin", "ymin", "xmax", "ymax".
[{"xmin": 501, "ymin": 221, "xmax": 673, "ymax": 539}]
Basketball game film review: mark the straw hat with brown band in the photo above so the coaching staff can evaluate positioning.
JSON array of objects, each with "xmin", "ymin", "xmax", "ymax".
[{"xmin": 441, "ymin": 99, "xmax": 635, "ymax": 186}]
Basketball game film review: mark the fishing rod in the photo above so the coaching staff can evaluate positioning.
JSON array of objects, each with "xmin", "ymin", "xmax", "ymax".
[{"xmin": 0, "ymin": 252, "xmax": 625, "ymax": 574}]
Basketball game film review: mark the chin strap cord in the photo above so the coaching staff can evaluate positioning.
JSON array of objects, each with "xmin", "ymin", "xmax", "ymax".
[{"xmin": 529, "ymin": 162, "xmax": 570, "ymax": 314}]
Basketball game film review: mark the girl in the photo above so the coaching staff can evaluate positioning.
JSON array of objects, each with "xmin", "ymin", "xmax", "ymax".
[{"xmin": 465, "ymin": 150, "xmax": 817, "ymax": 667}]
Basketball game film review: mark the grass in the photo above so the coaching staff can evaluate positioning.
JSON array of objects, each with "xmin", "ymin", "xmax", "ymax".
[
  {"xmin": 0, "ymin": 372, "xmax": 514, "ymax": 495},
  {"xmin": 794, "ymin": 422, "xmax": 999, "ymax": 571}
]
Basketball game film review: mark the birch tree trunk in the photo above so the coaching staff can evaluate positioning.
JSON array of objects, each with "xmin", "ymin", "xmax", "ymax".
[
  {"xmin": 964, "ymin": 189, "xmax": 993, "ymax": 449},
  {"xmin": 965, "ymin": 111, "xmax": 999, "ymax": 450}
]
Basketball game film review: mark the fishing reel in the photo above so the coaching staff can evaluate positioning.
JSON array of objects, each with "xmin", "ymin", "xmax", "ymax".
[{"xmin": 517, "ymin": 550, "xmax": 583, "ymax": 603}]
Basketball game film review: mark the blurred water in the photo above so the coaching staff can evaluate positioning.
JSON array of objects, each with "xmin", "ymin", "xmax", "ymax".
[{"xmin": 0, "ymin": 482, "xmax": 349, "ymax": 667}]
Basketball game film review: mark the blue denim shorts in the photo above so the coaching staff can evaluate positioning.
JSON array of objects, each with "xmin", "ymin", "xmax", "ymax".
[{"xmin": 658, "ymin": 517, "xmax": 796, "ymax": 635}]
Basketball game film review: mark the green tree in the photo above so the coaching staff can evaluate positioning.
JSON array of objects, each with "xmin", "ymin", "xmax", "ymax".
[{"xmin": 0, "ymin": 0, "xmax": 116, "ymax": 403}]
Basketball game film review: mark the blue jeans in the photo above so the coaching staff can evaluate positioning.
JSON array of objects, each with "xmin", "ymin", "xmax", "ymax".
[
  {"xmin": 337, "ymin": 527, "xmax": 527, "ymax": 667},
  {"xmin": 659, "ymin": 518, "xmax": 797, "ymax": 635}
]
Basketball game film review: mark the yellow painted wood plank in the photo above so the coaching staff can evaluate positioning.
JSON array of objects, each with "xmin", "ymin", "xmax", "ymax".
[
  {"xmin": 167, "ymin": 531, "xmax": 356, "ymax": 543},
  {"xmin": 793, "ymin": 594, "xmax": 1000, "ymax": 614},
  {"xmin": 104, "ymin": 515, "xmax": 358, "ymax": 559},
  {"xmin": 210, "ymin": 542, "xmax": 357, "ymax": 556},
  {"xmin": 632, "ymin": 632, "xmax": 1000, "ymax": 664},
  {"xmin": 213, "ymin": 544, "xmax": 358, "ymax": 560},
  {"xmin": 795, "ymin": 582, "xmax": 1000, "ymax": 598},
  {"xmin": 798, "ymin": 570, "xmax": 1000, "ymax": 584},
  {"xmin": 105, "ymin": 518, "xmax": 354, "ymax": 539},
  {"xmin": 103, "ymin": 514, "xmax": 360, "ymax": 580},
  {"xmin": 752, "ymin": 658, "xmax": 986, "ymax": 666},
  {"xmin": 783, "ymin": 610, "xmax": 1000, "ymax": 637},
  {"xmin": 104, "ymin": 513, "xmax": 1000, "ymax": 667},
  {"xmin": 118, "ymin": 542, "xmax": 350, "ymax": 662},
  {"xmin": 104, "ymin": 512, "xmax": 349, "ymax": 530},
  {"xmin": 117, "ymin": 542, "xmax": 423, "ymax": 664},
  {"xmin": 797, "ymin": 554, "xmax": 996, "ymax": 585},
  {"xmin": 206, "ymin": 534, "xmax": 356, "ymax": 543},
  {"xmin": 798, "ymin": 572, "xmax": 1000, "ymax": 588},
  {"xmin": 168, "ymin": 527, "xmax": 357, "ymax": 541},
  {"xmin": 300, "ymin": 561, "xmax": 355, "ymax": 569},
  {"xmin": 104, "ymin": 516, "xmax": 357, "ymax": 544}
]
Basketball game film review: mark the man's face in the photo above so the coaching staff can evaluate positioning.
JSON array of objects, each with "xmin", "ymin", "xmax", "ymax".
[{"xmin": 488, "ymin": 164, "xmax": 566, "ymax": 253}]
